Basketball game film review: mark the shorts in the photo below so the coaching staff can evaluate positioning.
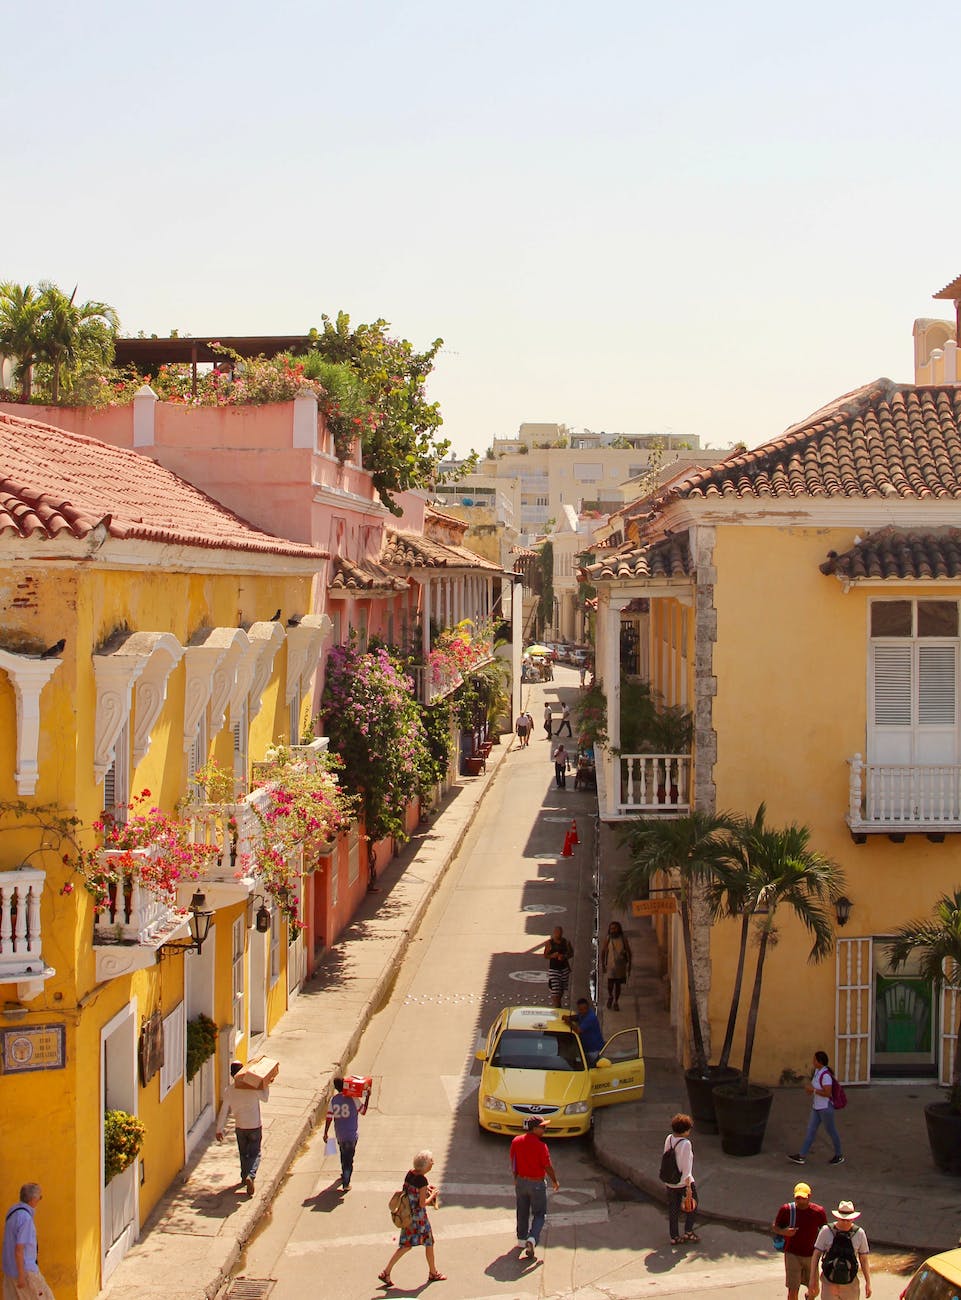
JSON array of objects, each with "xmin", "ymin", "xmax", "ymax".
[{"xmin": 784, "ymin": 1252, "xmax": 812, "ymax": 1292}]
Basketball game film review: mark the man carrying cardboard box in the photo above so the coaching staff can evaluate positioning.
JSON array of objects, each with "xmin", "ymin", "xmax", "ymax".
[{"xmin": 216, "ymin": 1061, "xmax": 270, "ymax": 1195}]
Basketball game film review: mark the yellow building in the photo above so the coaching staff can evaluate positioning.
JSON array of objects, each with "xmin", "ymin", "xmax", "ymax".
[
  {"xmin": 0, "ymin": 411, "xmax": 327, "ymax": 1298},
  {"xmin": 588, "ymin": 378, "xmax": 961, "ymax": 1089}
]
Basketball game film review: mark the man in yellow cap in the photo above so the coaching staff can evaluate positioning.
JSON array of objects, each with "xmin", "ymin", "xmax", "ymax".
[{"xmin": 772, "ymin": 1181, "xmax": 827, "ymax": 1300}]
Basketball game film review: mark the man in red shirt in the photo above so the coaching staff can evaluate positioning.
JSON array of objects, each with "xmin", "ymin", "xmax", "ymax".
[
  {"xmin": 772, "ymin": 1181, "xmax": 828, "ymax": 1300},
  {"xmin": 510, "ymin": 1116, "xmax": 560, "ymax": 1260}
]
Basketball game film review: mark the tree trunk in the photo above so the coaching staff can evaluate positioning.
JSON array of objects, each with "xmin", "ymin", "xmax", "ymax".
[
  {"xmin": 741, "ymin": 928, "xmax": 770, "ymax": 1088},
  {"xmin": 718, "ymin": 911, "xmax": 751, "ymax": 1070},
  {"xmin": 50, "ymin": 355, "xmax": 61, "ymax": 403},
  {"xmin": 680, "ymin": 896, "xmax": 708, "ymax": 1073}
]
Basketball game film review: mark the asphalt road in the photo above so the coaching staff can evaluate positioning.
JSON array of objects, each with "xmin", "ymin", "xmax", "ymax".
[{"xmin": 233, "ymin": 667, "xmax": 915, "ymax": 1300}]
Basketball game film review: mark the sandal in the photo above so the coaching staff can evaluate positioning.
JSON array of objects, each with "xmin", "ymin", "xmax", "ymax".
[
  {"xmin": 683, "ymin": 1232, "xmax": 700, "ymax": 1242},
  {"xmin": 670, "ymin": 1236, "xmax": 683, "ymax": 1245},
  {"xmin": 428, "ymin": 1273, "xmax": 447, "ymax": 1282},
  {"xmin": 378, "ymin": 1273, "xmax": 393, "ymax": 1286}
]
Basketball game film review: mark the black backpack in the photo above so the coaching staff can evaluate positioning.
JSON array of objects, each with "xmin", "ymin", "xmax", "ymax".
[
  {"xmin": 822, "ymin": 1227, "xmax": 859, "ymax": 1284},
  {"xmin": 659, "ymin": 1137, "xmax": 683, "ymax": 1184}
]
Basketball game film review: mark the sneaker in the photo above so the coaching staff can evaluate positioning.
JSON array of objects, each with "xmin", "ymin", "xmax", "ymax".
[
  {"xmin": 524, "ymin": 1237, "xmax": 535, "ymax": 1258},
  {"xmin": 828, "ymin": 1154, "xmax": 845, "ymax": 1165},
  {"xmin": 787, "ymin": 1154, "xmax": 806, "ymax": 1164}
]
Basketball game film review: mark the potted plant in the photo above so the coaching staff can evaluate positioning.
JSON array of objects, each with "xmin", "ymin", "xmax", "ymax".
[
  {"xmin": 614, "ymin": 810, "xmax": 742, "ymax": 1130},
  {"xmin": 885, "ymin": 890, "xmax": 961, "ymax": 1174},
  {"xmin": 712, "ymin": 812, "xmax": 842, "ymax": 1157},
  {"xmin": 104, "ymin": 1108, "xmax": 146, "ymax": 1184},
  {"xmin": 185, "ymin": 1013, "xmax": 218, "ymax": 1083}
]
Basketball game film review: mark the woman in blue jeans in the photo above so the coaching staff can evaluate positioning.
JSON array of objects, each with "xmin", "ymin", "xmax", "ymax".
[{"xmin": 788, "ymin": 1050, "xmax": 844, "ymax": 1165}]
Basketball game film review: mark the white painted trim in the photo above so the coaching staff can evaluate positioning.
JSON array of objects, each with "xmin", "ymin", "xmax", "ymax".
[
  {"xmin": 663, "ymin": 496, "xmax": 961, "ymax": 532},
  {"xmin": 284, "ymin": 614, "xmax": 332, "ymax": 704},
  {"xmin": 100, "ymin": 997, "xmax": 140, "ymax": 1285},
  {"xmin": 93, "ymin": 644, "xmax": 148, "ymax": 784},
  {"xmin": 208, "ymin": 629, "xmax": 250, "ymax": 735},
  {"xmin": 182, "ymin": 639, "xmax": 228, "ymax": 752},
  {"xmin": 0, "ymin": 650, "xmax": 61, "ymax": 795},
  {"xmin": 132, "ymin": 633, "xmax": 184, "ymax": 764},
  {"xmin": 0, "ymin": 537, "xmax": 326, "ymax": 575},
  {"xmin": 246, "ymin": 621, "xmax": 285, "ymax": 720}
]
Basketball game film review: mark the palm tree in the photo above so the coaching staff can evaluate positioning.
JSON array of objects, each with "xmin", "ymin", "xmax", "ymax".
[
  {"xmin": 732, "ymin": 815, "xmax": 844, "ymax": 1088},
  {"xmin": 36, "ymin": 283, "xmax": 119, "ymax": 402},
  {"xmin": 0, "ymin": 281, "xmax": 44, "ymax": 399},
  {"xmin": 614, "ymin": 810, "xmax": 739, "ymax": 1074},
  {"xmin": 885, "ymin": 890, "xmax": 961, "ymax": 1111}
]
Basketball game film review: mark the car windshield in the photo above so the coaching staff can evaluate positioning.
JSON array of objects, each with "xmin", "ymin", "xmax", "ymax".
[
  {"xmin": 903, "ymin": 1264, "xmax": 961, "ymax": 1300},
  {"xmin": 490, "ymin": 1029, "xmax": 585, "ymax": 1072}
]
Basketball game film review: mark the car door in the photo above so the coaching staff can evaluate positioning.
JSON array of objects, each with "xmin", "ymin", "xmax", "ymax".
[{"xmin": 590, "ymin": 1027, "xmax": 645, "ymax": 1107}]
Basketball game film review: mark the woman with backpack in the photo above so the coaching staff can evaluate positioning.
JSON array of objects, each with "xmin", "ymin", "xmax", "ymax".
[
  {"xmin": 787, "ymin": 1050, "xmax": 844, "ymax": 1167},
  {"xmin": 379, "ymin": 1150, "xmax": 445, "ymax": 1287},
  {"xmin": 809, "ymin": 1199, "xmax": 871, "ymax": 1299},
  {"xmin": 660, "ymin": 1113, "xmax": 698, "ymax": 1245}
]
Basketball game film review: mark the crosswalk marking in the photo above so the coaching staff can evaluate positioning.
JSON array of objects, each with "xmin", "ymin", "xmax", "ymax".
[
  {"xmin": 285, "ymin": 1206, "xmax": 610, "ymax": 1253},
  {"xmin": 310, "ymin": 1176, "xmax": 598, "ymax": 1200}
]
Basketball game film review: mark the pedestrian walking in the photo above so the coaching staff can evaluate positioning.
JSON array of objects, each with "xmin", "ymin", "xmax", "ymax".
[
  {"xmin": 515, "ymin": 713, "xmax": 530, "ymax": 747},
  {"xmin": 543, "ymin": 702, "xmax": 553, "ymax": 740},
  {"xmin": 2, "ymin": 1183, "xmax": 53, "ymax": 1300},
  {"xmin": 661, "ymin": 1113, "xmax": 698, "ymax": 1245},
  {"xmin": 810, "ymin": 1199, "xmax": 871, "ymax": 1299},
  {"xmin": 578, "ymin": 663, "xmax": 587, "ymax": 688},
  {"xmin": 601, "ymin": 920, "xmax": 632, "ymax": 1010},
  {"xmin": 565, "ymin": 998, "xmax": 605, "ymax": 1064},
  {"xmin": 552, "ymin": 742, "xmax": 569, "ymax": 787},
  {"xmin": 510, "ymin": 1116, "xmax": 559, "ymax": 1260},
  {"xmin": 543, "ymin": 925, "xmax": 573, "ymax": 1007},
  {"xmin": 788, "ymin": 1051, "xmax": 844, "ymax": 1166},
  {"xmin": 772, "ymin": 1181, "xmax": 827, "ymax": 1300},
  {"xmin": 216, "ymin": 1061, "xmax": 269, "ymax": 1195},
  {"xmin": 555, "ymin": 702, "xmax": 572, "ymax": 737},
  {"xmin": 323, "ymin": 1075, "xmax": 370, "ymax": 1192},
  {"xmin": 378, "ymin": 1150, "xmax": 445, "ymax": 1287},
  {"xmin": 525, "ymin": 711, "xmax": 534, "ymax": 743}
]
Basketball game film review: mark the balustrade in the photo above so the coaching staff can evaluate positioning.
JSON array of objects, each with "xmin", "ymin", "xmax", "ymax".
[
  {"xmin": 618, "ymin": 754, "xmax": 692, "ymax": 814},
  {"xmin": 847, "ymin": 754, "xmax": 961, "ymax": 830},
  {"xmin": 0, "ymin": 868, "xmax": 45, "ymax": 978}
]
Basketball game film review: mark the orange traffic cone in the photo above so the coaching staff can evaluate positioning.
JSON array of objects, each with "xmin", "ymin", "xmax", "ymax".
[
  {"xmin": 569, "ymin": 819, "xmax": 579, "ymax": 845},
  {"xmin": 561, "ymin": 829, "xmax": 574, "ymax": 857}
]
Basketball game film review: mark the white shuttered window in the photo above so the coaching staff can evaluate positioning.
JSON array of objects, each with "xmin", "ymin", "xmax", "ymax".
[{"xmin": 159, "ymin": 1002, "xmax": 186, "ymax": 1100}]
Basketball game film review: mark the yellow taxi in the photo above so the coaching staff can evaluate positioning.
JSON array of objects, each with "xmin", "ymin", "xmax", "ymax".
[
  {"xmin": 475, "ymin": 1005, "xmax": 645, "ymax": 1137},
  {"xmin": 899, "ymin": 1248, "xmax": 961, "ymax": 1299}
]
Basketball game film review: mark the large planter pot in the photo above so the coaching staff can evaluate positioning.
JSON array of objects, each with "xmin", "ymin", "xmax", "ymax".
[
  {"xmin": 683, "ymin": 1065, "xmax": 741, "ymax": 1134},
  {"xmin": 713, "ymin": 1083, "xmax": 774, "ymax": 1157},
  {"xmin": 924, "ymin": 1101, "xmax": 961, "ymax": 1174}
]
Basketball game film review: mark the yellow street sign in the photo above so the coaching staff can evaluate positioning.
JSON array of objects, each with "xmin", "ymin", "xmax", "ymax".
[{"xmin": 632, "ymin": 897, "xmax": 677, "ymax": 916}]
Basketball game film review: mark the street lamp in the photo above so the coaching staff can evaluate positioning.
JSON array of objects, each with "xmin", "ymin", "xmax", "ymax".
[
  {"xmin": 835, "ymin": 896, "xmax": 853, "ymax": 928},
  {"xmin": 156, "ymin": 892, "xmax": 214, "ymax": 961},
  {"xmin": 248, "ymin": 894, "xmax": 272, "ymax": 933}
]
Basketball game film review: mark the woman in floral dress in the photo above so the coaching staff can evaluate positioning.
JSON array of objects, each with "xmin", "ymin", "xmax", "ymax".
[{"xmin": 379, "ymin": 1150, "xmax": 446, "ymax": 1287}]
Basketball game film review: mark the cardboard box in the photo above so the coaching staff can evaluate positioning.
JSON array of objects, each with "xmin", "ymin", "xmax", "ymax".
[
  {"xmin": 235, "ymin": 1056, "xmax": 279, "ymax": 1090},
  {"xmin": 342, "ymin": 1074, "xmax": 372, "ymax": 1098}
]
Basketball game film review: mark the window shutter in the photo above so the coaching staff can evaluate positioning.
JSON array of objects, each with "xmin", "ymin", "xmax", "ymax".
[
  {"xmin": 919, "ymin": 645, "xmax": 957, "ymax": 726},
  {"xmin": 873, "ymin": 644, "xmax": 912, "ymax": 726},
  {"xmin": 159, "ymin": 1002, "xmax": 186, "ymax": 1100}
]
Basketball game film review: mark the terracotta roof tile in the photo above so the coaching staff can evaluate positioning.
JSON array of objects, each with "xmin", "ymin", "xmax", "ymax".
[
  {"xmin": 328, "ymin": 557, "xmax": 408, "ymax": 593},
  {"xmin": 820, "ymin": 529, "xmax": 961, "ymax": 582},
  {"xmin": 661, "ymin": 382, "xmax": 961, "ymax": 504},
  {"xmin": 586, "ymin": 533, "xmax": 692, "ymax": 582},
  {"xmin": 382, "ymin": 529, "xmax": 501, "ymax": 571},
  {"xmin": 0, "ymin": 410, "xmax": 326, "ymax": 560}
]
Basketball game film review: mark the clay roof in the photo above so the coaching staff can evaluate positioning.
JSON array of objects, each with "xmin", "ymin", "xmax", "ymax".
[
  {"xmin": 820, "ymin": 529, "xmax": 961, "ymax": 582},
  {"xmin": 328, "ymin": 556, "xmax": 408, "ymax": 594},
  {"xmin": 0, "ymin": 410, "xmax": 326, "ymax": 560},
  {"xmin": 382, "ymin": 529, "xmax": 501, "ymax": 571},
  {"xmin": 586, "ymin": 533, "xmax": 692, "ymax": 582},
  {"xmin": 660, "ymin": 381, "xmax": 961, "ymax": 504}
]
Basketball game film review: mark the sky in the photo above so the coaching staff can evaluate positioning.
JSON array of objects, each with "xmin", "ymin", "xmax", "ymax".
[{"xmin": 3, "ymin": 0, "xmax": 960, "ymax": 460}]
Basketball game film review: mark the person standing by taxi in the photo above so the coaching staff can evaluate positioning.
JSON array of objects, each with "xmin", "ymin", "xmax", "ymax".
[{"xmin": 510, "ymin": 1117, "xmax": 559, "ymax": 1260}]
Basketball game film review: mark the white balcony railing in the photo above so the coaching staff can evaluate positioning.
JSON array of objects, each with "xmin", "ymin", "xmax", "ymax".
[
  {"xmin": 187, "ymin": 787, "xmax": 270, "ymax": 882},
  {"xmin": 847, "ymin": 753, "xmax": 961, "ymax": 833},
  {"xmin": 93, "ymin": 848, "xmax": 185, "ymax": 944},
  {"xmin": 618, "ymin": 754, "xmax": 692, "ymax": 815},
  {"xmin": 0, "ymin": 868, "xmax": 46, "ymax": 981},
  {"xmin": 412, "ymin": 651, "xmax": 496, "ymax": 706}
]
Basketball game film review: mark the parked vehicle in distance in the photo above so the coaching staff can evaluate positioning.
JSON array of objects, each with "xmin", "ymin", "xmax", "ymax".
[
  {"xmin": 900, "ymin": 1249, "xmax": 961, "ymax": 1299},
  {"xmin": 476, "ymin": 1005, "xmax": 645, "ymax": 1137}
]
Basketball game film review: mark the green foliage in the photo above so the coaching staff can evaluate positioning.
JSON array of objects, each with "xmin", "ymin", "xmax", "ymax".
[
  {"xmin": 104, "ymin": 1108, "xmax": 146, "ymax": 1184},
  {"xmin": 574, "ymin": 680, "xmax": 608, "ymax": 748},
  {"xmin": 418, "ymin": 698, "xmax": 455, "ymax": 792},
  {"xmin": 0, "ymin": 280, "xmax": 118, "ymax": 403},
  {"xmin": 185, "ymin": 1014, "xmax": 218, "ymax": 1083}
]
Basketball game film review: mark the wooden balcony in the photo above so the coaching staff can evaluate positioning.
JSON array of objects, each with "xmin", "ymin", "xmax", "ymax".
[{"xmin": 847, "ymin": 753, "xmax": 961, "ymax": 837}]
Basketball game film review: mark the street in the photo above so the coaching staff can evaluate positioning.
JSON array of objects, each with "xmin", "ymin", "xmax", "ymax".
[{"xmin": 234, "ymin": 668, "xmax": 913, "ymax": 1300}]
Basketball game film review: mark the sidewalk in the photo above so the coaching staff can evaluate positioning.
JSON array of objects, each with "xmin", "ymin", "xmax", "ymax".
[
  {"xmin": 592, "ymin": 819, "xmax": 960, "ymax": 1256},
  {"xmin": 100, "ymin": 737, "xmax": 514, "ymax": 1300}
]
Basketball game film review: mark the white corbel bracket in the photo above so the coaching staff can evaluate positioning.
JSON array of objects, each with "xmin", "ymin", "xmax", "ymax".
[
  {"xmin": 246, "ymin": 621, "xmax": 286, "ymax": 721},
  {"xmin": 93, "ymin": 632, "xmax": 183, "ymax": 782},
  {"xmin": 0, "ymin": 650, "xmax": 62, "ymax": 796},
  {"xmin": 209, "ymin": 629, "xmax": 251, "ymax": 735},
  {"xmin": 182, "ymin": 631, "xmax": 230, "ymax": 752},
  {"xmin": 284, "ymin": 613, "xmax": 332, "ymax": 704}
]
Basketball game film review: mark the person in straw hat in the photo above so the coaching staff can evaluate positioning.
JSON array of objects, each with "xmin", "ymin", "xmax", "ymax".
[{"xmin": 810, "ymin": 1199, "xmax": 872, "ymax": 1299}]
